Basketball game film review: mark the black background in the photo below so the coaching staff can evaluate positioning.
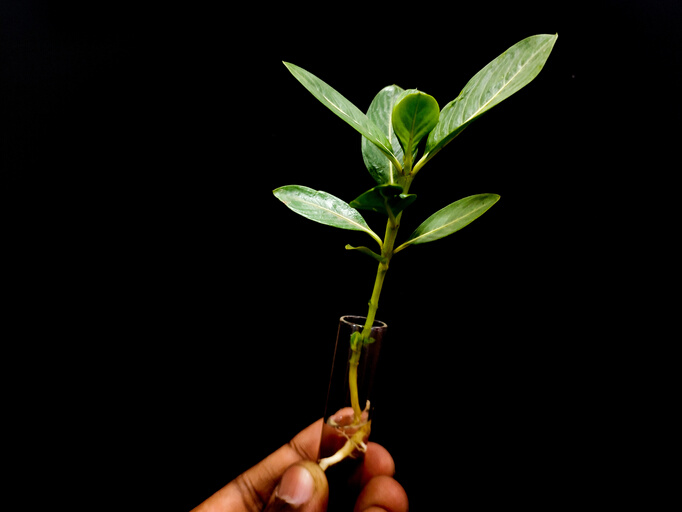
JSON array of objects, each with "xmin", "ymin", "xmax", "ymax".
[{"xmin": 2, "ymin": 1, "xmax": 679, "ymax": 509}]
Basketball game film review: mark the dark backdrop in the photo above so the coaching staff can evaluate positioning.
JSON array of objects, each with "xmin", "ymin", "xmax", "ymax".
[{"xmin": 2, "ymin": 1, "xmax": 678, "ymax": 509}]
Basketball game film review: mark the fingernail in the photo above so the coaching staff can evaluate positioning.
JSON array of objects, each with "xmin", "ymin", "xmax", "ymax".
[{"xmin": 276, "ymin": 465, "xmax": 315, "ymax": 506}]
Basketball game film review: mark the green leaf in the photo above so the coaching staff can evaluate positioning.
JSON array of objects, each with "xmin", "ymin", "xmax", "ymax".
[
  {"xmin": 345, "ymin": 244, "xmax": 387, "ymax": 263},
  {"xmin": 283, "ymin": 62, "xmax": 401, "ymax": 170},
  {"xmin": 417, "ymin": 34, "xmax": 558, "ymax": 171},
  {"xmin": 362, "ymin": 85, "xmax": 406, "ymax": 184},
  {"xmin": 349, "ymin": 184, "xmax": 416, "ymax": 217},
  {"xmin": 350, "ymin": 184, "xmax": 403, "ymax": 212},
  {"xmin": 392, "ymin": 91, "xmax": 439, "ymax": 167},
  {"xmin": 273, "ymin": 185, "xmax": 382, "ymax": 245},
  {"xmin": 396, "ymin": 194, "xmax": 500, "ymax": 251},
  {"xmin": 350, "ymin": 332, "xmax": 363, "ymax": 351}
]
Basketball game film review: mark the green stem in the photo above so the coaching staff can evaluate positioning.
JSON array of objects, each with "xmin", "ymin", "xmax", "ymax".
[
  {"xmin": 347, "ymin": 176, "xmax": 413, "ymax": 424},
  {"xmin": 349, "ymin": 347, "xmax": 362, "ymax": 421},
  {"xmin": 349, "ymin": 207, "xmax": 403, "ymax": 423}
]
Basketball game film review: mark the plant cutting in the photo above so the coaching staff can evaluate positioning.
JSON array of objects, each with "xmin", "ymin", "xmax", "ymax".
[{"xmin": 274, "ymin": 34, "xmax": 557, "ymax": 473}]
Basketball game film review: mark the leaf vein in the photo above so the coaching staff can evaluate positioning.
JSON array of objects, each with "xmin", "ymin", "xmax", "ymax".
[
  {"xmin": 464, "ymin": 39, "xmax": 553, "ymax": 124},
  {"xmin": 409, "ymin": 204, "xmax": 488, "ymax": 243},
  {"xmin": 297, "ymin": 197, "xmax": 367, "ymax": 231}
]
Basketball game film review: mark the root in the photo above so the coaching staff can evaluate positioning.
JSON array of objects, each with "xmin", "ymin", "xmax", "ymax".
[{"xmin": 318, "ymin": 420, "xmax": 372, "ymax": 471}]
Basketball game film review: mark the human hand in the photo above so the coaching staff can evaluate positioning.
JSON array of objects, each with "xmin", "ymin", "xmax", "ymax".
[{"xmin": 191, "ymin": 418, "xmax": 408, "ymax": 512}]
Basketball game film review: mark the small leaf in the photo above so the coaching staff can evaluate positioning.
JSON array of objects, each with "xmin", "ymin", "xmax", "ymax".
[
  {"xmin": 283, "ymin": 62, "xmax": 401, "ymax": 170},
  {"xmin": 417, "ymin": 34, "xmax": 558, "ymax": 170},
  {"xmin": 362, "ymin": 85, "xmax": 406, "ymax": 184},
  {"xmin": 274, "ymin": 185, "xmax": 382, "ymax": 245},
  {"xmin": 350, "ymin": 184, "xmax": 417, "ymax": 217},
  {"xmin": 345, "ymin": 244, "xmax": 387, "ymax": 263},
  {"xmin": 396, "ymin": 194, "xmax": 500, "ymax": 251},
  {"xmin": 350, "ymin": 332, "xmax": 363, "ymax": 351},
  {"xmin": 350, "ymin": 184, "xmax": 403, "ymax": 213},
  {"xmin": 350, "ymin": 184, "xmax": 402, "ymax": 213},
  {"xmin": 394, "ymin": 193, "xmax": 418, "ymax": 214},
  {"xmin": 392, "ymin": 91, "xmax": 439, "ymax": 166},
  {"xmin": 350, "ymin": 331, "xmax": 375, "ymax": 348}
]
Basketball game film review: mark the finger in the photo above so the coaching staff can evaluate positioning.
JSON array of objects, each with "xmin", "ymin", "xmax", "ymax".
[
  {"xmin": 353, "ymin": 475, "xmax": 409, "ymax": 512},
  {"xmin": 352, "ymin": 442, "xmax": 396, "ymax": 488},
  {"xmin": 264, "ymin": 460, "xmax": 329, "ymax": 512},
  {"xmin": 192, "ymin": 419, "xmax": 323, "ymax": 512}
]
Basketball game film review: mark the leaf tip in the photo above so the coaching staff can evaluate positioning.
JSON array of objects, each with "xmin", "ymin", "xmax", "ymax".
[{"xmin": 282, "ymin": 61, "xmax": 298, "ymax": 73}]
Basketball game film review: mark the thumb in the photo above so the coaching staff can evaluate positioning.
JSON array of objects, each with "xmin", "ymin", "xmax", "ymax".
[{"xmin": 265, "ymin": 460, "xmax": 329, "ymax": 512}]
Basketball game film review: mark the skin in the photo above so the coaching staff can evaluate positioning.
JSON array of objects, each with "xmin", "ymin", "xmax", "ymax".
[{"xmin": 191, "ymin": 419, "xmax": 408, "ymax": 512}]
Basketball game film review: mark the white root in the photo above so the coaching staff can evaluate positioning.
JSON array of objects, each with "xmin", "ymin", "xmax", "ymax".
[{"xmin": 318, "ymin": 420, "xmax": 372, "ymax": 471}]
